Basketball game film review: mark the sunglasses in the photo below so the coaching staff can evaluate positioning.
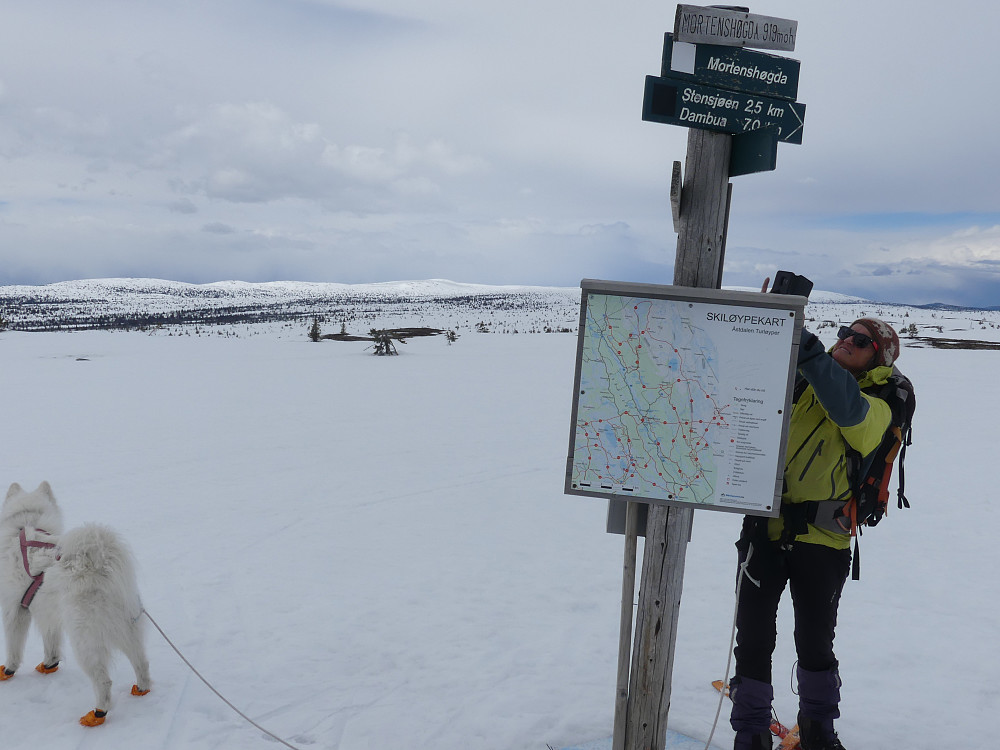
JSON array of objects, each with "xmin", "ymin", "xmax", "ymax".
[{"xmin": 837, "ymin": 326, "xmax": 878, "ymax": 350}]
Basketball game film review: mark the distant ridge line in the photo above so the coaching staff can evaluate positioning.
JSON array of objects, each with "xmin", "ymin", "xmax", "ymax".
[
  {"xmin": 2, "ymin": 278, "xmax": 997, "ymax": 332},
  {"xmin": 5, "ymin": 277, "xmax": 993, "ymax": 309}
]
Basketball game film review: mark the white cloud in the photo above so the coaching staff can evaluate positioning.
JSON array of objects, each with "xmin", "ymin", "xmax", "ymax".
[
  {"xmin": 2, "ymin": 0, "xmax": 1000, "ymax": 306},
  {"xmin": 144, "ymin": 101, "xmax": 488, "ymax": 209},
  {"xmin": 167, "ymin": 198, "xmax": 197, "ymax": 215},
  {"xmin": 202, "ymin": 222, "xmax": 237, "ymax": 235}
]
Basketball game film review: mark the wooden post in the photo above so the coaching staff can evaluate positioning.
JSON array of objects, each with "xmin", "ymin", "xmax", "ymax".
[
  {"xmin": 612, "ymin": 501, "xmax": 640, "ymax": 750},
  {"xmin": 673, "ymin": 129, "xmax": 732, "ymax": 288},
  {"xmin": 621, "ymin": 127, "xmax": 732, "ymax": 750}
]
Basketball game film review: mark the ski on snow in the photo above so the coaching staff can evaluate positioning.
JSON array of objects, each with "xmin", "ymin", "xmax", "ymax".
[{"xmin": 776, "ymin": 724, "xmax": 801, "ymax": 749}]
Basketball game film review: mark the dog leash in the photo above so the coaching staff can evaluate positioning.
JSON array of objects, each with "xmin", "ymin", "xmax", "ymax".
[{"xmin": 142, "ymin": 610, "xmax": 303, "ymax": 750}]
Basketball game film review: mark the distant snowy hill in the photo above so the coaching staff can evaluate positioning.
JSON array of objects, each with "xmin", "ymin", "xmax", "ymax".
[
  {"xmin": 723, "ymin": 285, "xmax": 867, "ymax": 305},
  {"xmin": 1, "ymin": 279, "xmax": 998, "ymax": 349},
  {"xmin": 0, "ymin": 278, "xmax": 580, "ymax": 333}
]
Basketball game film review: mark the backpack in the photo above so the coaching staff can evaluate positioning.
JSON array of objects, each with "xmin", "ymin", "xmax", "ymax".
[{"xmin": 839, "ymin": 366, "xmax": 916, "ymax": 579}]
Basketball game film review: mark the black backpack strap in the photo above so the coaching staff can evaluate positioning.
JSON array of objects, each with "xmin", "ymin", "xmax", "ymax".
[
  {"xmin": 897, "ymin": 431, "xmax": 911, "ymax": 509},
  {"xmin": 778, "ymin": 502, "xmax": 812, "ymax": 548},
  {"xmin": 886, "ymin": 369, "xmax": 916, "ymax": 509},
  {"xmin": 852, "ymin": 536, "xmax": 861, "ymax": 581}
]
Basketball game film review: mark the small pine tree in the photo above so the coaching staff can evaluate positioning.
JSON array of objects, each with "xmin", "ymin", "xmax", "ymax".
[
  {"xmin": 308, "ymin": 318, "xmax": 322, "ymax": 342},
  {"xmin": 369, "ymin": 329, "xmax": 403, "ymax": 355},
  {"xmin": 446, "ymin": 330, "xmax": 459, "ymax": 345},
  {"xmin": 340, "ymin": 322, "xmax": 347, "ymax": 335}
]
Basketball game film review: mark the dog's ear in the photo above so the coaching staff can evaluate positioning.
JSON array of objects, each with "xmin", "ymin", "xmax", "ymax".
[
  {"xmin": 5, "ymin": 483, "xmax": 22, "ymax": 501},
  {"xmin": 37, "ymin": 481, "xmax": 54, "ymax": 500}
]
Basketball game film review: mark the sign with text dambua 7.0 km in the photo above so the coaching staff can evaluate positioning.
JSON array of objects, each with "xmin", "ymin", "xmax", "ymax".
[{"xmin": 565, "ymin": 281, "xmax": 806, "ymax": 517}]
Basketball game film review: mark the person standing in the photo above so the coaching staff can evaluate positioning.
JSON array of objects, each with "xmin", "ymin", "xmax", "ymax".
[{"xmin": 729, "ymin": 318, "xmax": 901, "ymax": 750}]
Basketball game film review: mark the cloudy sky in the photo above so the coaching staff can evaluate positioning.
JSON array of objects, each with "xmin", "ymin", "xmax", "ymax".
[{"xmin": 1, "ymin": 0, "xmax": 998, "ymax": 305}]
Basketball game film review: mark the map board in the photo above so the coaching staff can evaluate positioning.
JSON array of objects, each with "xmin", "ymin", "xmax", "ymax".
[{"xmin": 565, "ymin": 280, "xmax": 806, "ymax": 517}]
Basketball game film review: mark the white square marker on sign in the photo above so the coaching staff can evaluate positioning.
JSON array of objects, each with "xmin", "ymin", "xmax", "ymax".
[{"xmin": 670, "ymin": 41, "xmax": 696, "ymax": 74}]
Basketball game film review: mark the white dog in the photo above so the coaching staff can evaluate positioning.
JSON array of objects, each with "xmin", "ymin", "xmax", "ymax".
[
  {"xmin": 1, "ymin": 482, "xmax": 151, "ymax": 726},
  {"xmin": 1, "ymin": 482, "xmax": 64, "ymax": 679}
]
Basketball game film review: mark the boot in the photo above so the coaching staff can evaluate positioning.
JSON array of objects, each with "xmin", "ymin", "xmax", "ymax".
[
  {"xmin": 796, "ymin": 666, "xmax": 846, "ymax": 750},
  {"xmin": 729, "ymin": 676, "xmax": 774, "ymax": 750},
  {"xmin": 734, "ymin": 729, "xmax": 772, "ymax": 750},
  {"xmin": 798, "ymin": 716, "xmax": 845, "ymax": 750}
]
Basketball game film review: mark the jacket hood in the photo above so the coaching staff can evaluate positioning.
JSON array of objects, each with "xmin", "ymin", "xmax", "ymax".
[{"xmin": 859, "ymin": 364, "xmax": 895, "ymax": 388}]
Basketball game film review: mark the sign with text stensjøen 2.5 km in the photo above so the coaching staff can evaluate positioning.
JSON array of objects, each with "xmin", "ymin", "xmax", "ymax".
[
  {"xmin": 565, "ymin": 280, "xmax": 805, "ymax": 517},
  {"xmin": 642, "ymin": 74, "xmax": 806, "ymax": 144}
]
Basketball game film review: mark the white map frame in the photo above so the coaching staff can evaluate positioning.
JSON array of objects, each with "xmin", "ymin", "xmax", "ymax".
[{"xmin": 565, "ymin": 279, "xmax": 806, "ymax": 518}]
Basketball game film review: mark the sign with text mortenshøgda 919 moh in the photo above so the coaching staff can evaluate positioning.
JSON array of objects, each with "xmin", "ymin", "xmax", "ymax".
[
  {"xmin": 642, "ymin": 75, "xmax": 806, "ymax": 144},
  {"xmin": 674, "ymin": 4, "xmax": 797, "ymax": 52},
  {"xmin": 661, "ymin": 32, "xmax": 799, "ymax": 102}
]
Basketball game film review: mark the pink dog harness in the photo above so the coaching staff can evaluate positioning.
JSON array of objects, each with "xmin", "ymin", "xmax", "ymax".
[{"xmin": 19, "ymin": 527, "xmax": 57, "ymax": 608}]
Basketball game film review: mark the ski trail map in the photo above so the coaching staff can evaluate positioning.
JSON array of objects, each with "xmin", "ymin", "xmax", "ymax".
[{"xmin": 566, "ymin": 281, "xmax": 805, "ymax": 517}]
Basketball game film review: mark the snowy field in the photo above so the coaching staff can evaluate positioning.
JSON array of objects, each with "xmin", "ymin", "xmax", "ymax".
[{"xmin": 1, "ymin": 286, "xmax": 998, "ymax": 750}]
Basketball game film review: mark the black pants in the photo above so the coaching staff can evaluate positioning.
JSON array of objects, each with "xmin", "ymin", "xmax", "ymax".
[{"xmin": 733, "ymin": 527, "xmax": 851, "ymax": 685}]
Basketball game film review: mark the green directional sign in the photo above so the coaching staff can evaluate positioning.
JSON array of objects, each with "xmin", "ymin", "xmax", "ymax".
[
  {"xmin": 730, "ymin": 128, "xmax": 779, "ymax": 177},
  {"xmin": 642, "ymin": 74, "xmax": 806, "ymax": 144},
  {"xmin": 662, "ymin": 33, "xmax": 800, "ymax": 102}
]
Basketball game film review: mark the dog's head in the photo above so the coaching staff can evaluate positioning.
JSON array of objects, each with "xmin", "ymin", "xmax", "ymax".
[{"xmin": 3, "ymin": 482, "xmax": 64, "ymax": 534}]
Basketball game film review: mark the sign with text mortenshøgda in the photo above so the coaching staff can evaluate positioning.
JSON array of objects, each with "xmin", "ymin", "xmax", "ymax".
[
  {"xmin": 662, "ymin": 32, "xmax": 799, "ymax": 101},
  {"xmin": 674, "ymin": 4, "xmax": 797, "ymax": 51},
  {"xmin": 565, "ymin": 280, "xmax": 805, "ymax": 517}
]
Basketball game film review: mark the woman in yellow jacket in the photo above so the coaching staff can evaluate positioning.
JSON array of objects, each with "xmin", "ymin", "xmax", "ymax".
[{"xmin": 729, "ymin": 318, "xmax": 901, "ymax": 750}]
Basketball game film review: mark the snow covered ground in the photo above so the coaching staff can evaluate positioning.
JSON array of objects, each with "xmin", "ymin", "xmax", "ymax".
[{"xmin": 1, "ymin": 286, "xmax": 998, "ymax": 749}]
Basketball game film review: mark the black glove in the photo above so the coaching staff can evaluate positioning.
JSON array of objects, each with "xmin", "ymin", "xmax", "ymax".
[{"xmin": 797, "ymin": 328, "xmax": 824, "ymax": 366}]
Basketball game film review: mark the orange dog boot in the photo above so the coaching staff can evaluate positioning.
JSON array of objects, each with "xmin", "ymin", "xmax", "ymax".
[
  {"xmin": 0, "ymin": 666, "xmax": 14, "ymax": 681},
  {"xmin": 35, "ymin": 662, "xmax": 59, "ymax": 674},
  {"xmin": 80, "ymin": 710, "xmax": 107, "ymax": 727},
  {"xmin": 131, "ymin": 684, "xmax": 150, "ymax": 696}
]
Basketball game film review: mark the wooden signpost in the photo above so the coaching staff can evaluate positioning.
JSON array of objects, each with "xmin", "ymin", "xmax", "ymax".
[{"xmin": 612, "ymin": 6, "xmax": 804, "ymax": 750}]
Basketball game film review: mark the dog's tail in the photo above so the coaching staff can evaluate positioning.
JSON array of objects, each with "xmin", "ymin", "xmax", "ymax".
[{"xmin": 53, "ymin": 524, "xmax": 141, "ymax": 615}]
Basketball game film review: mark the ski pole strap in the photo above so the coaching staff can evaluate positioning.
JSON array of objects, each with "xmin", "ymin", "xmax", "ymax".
[{"xmin": 739, "ymin": 540, "xmax": 761, "ymax": 589}]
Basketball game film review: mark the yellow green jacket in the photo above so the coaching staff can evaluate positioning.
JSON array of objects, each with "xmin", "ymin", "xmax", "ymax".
[{"xmin": 768, "ymin": 354, "xmax": 894, "ymax": 550}]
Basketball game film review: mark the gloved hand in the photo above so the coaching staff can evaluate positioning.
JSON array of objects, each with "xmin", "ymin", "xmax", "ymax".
[{"xmin": 797, "ymin": 328, "xmax": 824, "ymax": 365}]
